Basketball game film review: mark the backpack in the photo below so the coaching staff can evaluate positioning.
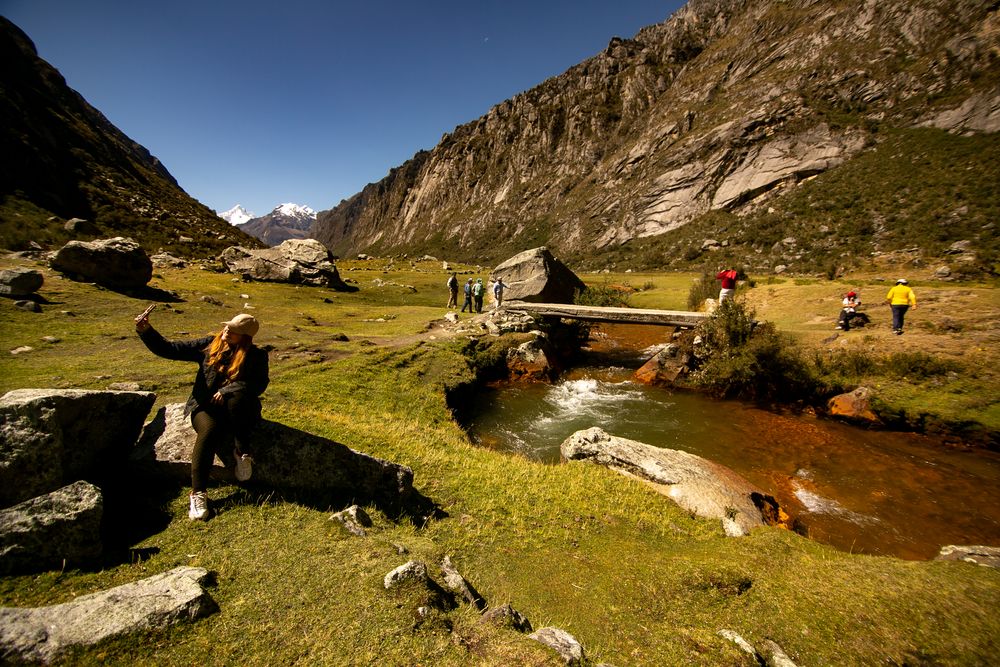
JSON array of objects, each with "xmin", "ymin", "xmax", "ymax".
[{"xmin": 472, "ymin": 282, "xmax": 483, "ymax": 297}]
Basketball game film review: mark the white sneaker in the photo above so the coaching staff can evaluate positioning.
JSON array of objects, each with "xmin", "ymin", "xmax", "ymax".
[
  {"xmin": 189, "ymin": 492, "xmax": 210, "ymax": 521},
  {"xmin": 234, "ymin": 450, "xmax": 253, "ymax": 482}
]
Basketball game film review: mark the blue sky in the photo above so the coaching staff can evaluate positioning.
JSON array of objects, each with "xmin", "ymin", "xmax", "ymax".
[{"xmin": 3, "ymin": 1, "xmax": 684, "ymax": 217}]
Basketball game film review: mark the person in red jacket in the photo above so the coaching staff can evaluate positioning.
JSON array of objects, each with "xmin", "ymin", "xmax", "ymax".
[{"xmin": 716, "ymin": 267, "xmax": 738, "ymax": 302}]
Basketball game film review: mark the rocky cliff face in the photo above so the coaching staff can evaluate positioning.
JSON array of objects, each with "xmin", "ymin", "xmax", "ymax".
[
  {"xmin": 0, "ymin": 18, "xmax": 261, "ymax": 256},
  {"xmin": 313, "ymin": 0, "xmax": 1000, "ymax": 268}
]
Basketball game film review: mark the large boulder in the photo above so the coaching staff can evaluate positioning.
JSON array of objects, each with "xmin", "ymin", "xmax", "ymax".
[
  {"xmin": 0, "ymin": 566, "xmax": 216, "ymax": 664},
  {"xmin": 0, "ymin": 268, "xmax": 44, "ymax": 297},
  {"xmin": 560, "ymin": 427, "xmax": 784, "ymax": 535},
  {"xmin": 0, "ymin": 389, "xmax": 156, "ymax": 507},
  {"xmin": 219, "ymin": 239, "xmax": 350, "ymax": 289},
  {"xmin": 135, "ymin": 403, "xmax": 413, "ymax": 507},
  {"xmin": 490, "ymin": 247, "xmax": 585, "ymax": 304},
  {"xmin": 50, "ymin": 237, "xmax": 153, "ymax": 289},
  {"xmin": 0, "ymin": 481, "xmax": 103, "ymax": 575}
]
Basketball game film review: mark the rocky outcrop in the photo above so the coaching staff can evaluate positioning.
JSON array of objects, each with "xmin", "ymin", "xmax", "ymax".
[
  {"xmin": 919, "ymin": 87, "xmax": 1000, "ymax": 135},
  {"xmin": 50, "ymin": 237, "xmax": 153, "ymax": 289},
  {"xmin": 0, "ymin": 566, "xmax": 217, "ymax": 664},
  {"xmin": 490, "ymin": 247, "xmax": 586, "ymax": 304},
  {"xmin": 634, "ymin": 342, "xmax": 692, "ymax": 386},
  {"xmin": 220, "ymin": 239, "xmax": 350, "ymax": 289},
  {"xmin": 0, "ymin": 481, "xmax": 103, "ymax": 575},
  {"xmin": 0, "ymin": 388, "xmax": 155, "ymax": 507},
  {"xmin": 506, "ymin": 332, "xmax": 560, "ymax": 382},
  {"xmin": 0, "ymin": 267, "xmax": 43, "ymax": 296},
  {"xmin": 311, "ymin": 0, "xmax": 999, "ymax": 265},
  {"xmin": 135, "ymin": 403, "xmax": 413, "ymax": 507},
  {"xmin": 561, "ymin": 427, "xmax": 784, "ymax": 535}
]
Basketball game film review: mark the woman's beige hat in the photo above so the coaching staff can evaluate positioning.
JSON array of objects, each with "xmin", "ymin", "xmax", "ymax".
[{"xmin": 221, "ymin": 313, "xmax": 260, "ymax": 337}]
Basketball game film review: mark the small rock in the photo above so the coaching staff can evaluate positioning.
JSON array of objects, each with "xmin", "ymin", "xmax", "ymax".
[
  {"xmin": 41, "ymin": 336, "xmax": 60, "ymax": 344},
  {"xmin": 108, "ymin": 382, "xmax": 142, "ymax": 392},
  {"xmin": 200, "ymin": 295, "xmax": 224, "ymax": 306},
  {"xmin": 13, "ymin": 301, "xmax": 41, "ymax": 313},
  {"xmin": 528, "ymin": 627, "xmax": 585, "ymax": 665},
  {"xmin": 384, "ymin": 561, "xmax": 430, "ymax": 590},
  {"xmin": 10, "ymin": 346, "xmax": 33, "ymax": 355},
  {"xmin": 774, "ymin": 265, "xmax": 788, "ymax": 274},
  {"xmin": 330, "ymin": 505, "xmax": 373, "ymax": 537},
  {"xmin": 481, "ymin": 603, "xmax": 532, "ymax": 633}
]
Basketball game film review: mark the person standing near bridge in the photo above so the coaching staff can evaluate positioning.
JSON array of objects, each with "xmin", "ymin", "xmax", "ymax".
[{"xmin": 716, "ymin": 267, "xmax": 738, "ymax": 302}]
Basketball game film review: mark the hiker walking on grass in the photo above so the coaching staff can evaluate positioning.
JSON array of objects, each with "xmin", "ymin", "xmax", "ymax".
[
  {"xmin": 885, "ymin": 278, "xmax": 917, "ymax": 335},
  {"xmin": 135, "ymin": 309, "xmax": 269, "ymax": 521},
  {"xmin": 472, "ymin": 278, "xmax": 485, "ymax": 313},
  {"xmin": 461, "ymin": 278, "xmax": 473, "ymax": 312},
  {"xmin": 716, "ymin": 267, "xmax": 738, "ymax": 303},
  {"xmin": 446, "ymin": 272, "xmax": 458, "ymax": 309}
]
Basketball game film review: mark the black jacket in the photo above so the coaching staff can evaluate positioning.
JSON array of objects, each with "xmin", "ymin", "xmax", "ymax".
[{"xmin": 139, "ymin": 327, "xmax": 269, "ymax": 416}]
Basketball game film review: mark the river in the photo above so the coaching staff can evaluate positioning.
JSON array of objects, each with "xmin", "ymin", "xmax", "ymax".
[{"xmin": 463, "ymin": 325, "xmax": 1000, "ymax": 560}]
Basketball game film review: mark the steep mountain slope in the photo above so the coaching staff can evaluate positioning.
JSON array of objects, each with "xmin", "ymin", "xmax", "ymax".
[
  {"xmin": 313, "ymin": 0, "xmax": 1000, "ymax": 273},
  {"xmin": 0, "ymin": 17, "xmax": 262, "ymax": 256},
  {"xmin": 236, "ymin": 203, "xmax": 316, "ymax": 246}
]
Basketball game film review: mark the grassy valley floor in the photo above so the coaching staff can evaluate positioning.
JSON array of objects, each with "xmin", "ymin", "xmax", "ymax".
[{"xmin": 1, "ymin": 255, "xmax": 998, "ymax": 665}]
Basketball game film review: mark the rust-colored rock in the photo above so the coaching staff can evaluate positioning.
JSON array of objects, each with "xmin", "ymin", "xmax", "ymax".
[{"xmin": 827, "ymin": 387, "xmax": 880, "ymax": 424}]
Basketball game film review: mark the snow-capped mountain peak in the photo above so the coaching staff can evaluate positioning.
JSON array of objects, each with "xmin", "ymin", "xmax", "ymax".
[
  {"xmin": 218, "ymin": 204, "xmax": 254, "ymax": 226},
  {"xmin": 273, "ymin": 203, "xmax": 316, "ymax": 219}
]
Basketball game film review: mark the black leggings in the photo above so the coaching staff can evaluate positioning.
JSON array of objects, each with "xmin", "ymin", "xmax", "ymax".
[{"xmin": 190, "ymin": 393, "xmax": 260, "ymax": 492}]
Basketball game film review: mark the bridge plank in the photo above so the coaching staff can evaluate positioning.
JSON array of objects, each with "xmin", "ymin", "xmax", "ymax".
[{"xmin": 504, "ymin": 301, "xmax": 707, "ymax": 327}]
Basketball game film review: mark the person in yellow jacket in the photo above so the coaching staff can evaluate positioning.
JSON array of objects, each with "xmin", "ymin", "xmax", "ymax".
[{"xmin": 885, "ymin": 278, "xmax": 916, "ymax": 335}]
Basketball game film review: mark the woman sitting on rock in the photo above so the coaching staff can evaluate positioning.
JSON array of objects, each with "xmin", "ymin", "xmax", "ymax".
[{"xmin": 135, "ymin": 309, "xmax": 269, "ymax": 521}]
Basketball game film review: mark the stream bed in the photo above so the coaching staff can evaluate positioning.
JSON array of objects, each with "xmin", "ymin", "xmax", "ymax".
[{"xmin": 464, "ymin": 325, "xmax": 1000, "ymax": 560}]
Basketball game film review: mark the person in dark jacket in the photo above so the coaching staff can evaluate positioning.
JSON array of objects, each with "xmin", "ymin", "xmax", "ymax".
[{"xmin": 135, "ymin": 310, "xmax": 269, "ymax": 521}]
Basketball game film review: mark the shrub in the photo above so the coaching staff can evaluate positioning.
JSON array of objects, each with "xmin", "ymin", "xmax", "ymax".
[
  {"xmin": 692, "ymin": 299, "xmax": 818, "ymax": 402},
  {"xmin": 687, "ymin": 270, "xmax": 718, "ymax": 310},
  {"xmin": 882, "ymin": 351, "xmax": 961, "ymax": 380}
]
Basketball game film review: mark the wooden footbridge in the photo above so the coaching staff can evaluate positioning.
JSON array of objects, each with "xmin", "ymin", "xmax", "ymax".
[{"xmin": 503, "ymin": 301, "xmax": 707, "ymax": 327}]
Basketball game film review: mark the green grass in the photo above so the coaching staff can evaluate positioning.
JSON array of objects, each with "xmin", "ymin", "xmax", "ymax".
[{"xmin": 2, "ymin": 259, "xmax": 999, "ymax": 665}]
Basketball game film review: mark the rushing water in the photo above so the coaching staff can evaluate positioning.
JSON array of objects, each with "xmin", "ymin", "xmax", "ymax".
[{"xmin": 464, "ymin": 325, "xmax": 1000, "ymax": 560}]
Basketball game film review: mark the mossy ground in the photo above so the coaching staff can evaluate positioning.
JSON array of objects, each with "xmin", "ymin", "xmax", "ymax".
[{"xmin": 1, "ymin": 255, "xmax": 998, "ymax": 665}]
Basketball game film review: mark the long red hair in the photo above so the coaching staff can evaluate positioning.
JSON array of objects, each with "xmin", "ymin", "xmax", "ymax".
[{"xmin": 204, "ymin": 330, "xmax": 251, "ymax": 383}]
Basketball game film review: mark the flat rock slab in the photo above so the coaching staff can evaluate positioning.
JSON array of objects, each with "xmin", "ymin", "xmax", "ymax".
[
  {"xmin": 0, "ymin": 389, "xmax": 156, "ymax": 507},
  {"xmin": 528, "ymin": 626, "xmax": 585, "ymax": 665},
  {"xmin": 561, "ymin": 427, "xmax": 782, "ymax": 534},
  {"xmin": 0, "ymin": 481, "xmax": 103, "ymax": 575},
  {"xmin": 136, "ymin": 403, "xmax": 413, "ymax": 506},
  {"xmin": 0, "ymin": 566, "xmax": 217, "ymax": 664}
]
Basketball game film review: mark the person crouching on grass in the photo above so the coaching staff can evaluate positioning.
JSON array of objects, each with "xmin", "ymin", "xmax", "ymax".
[{"xmin": 135, "ymin": 310, "xmax": 269, "ymax": 521}]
